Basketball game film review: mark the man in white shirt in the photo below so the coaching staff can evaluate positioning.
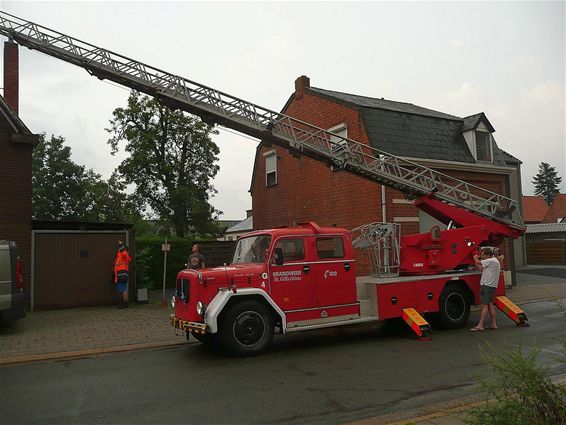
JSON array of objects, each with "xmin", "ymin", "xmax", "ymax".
[{"xmin": 470, "ymin": 247, "xmax": 501, "ymax": 331}]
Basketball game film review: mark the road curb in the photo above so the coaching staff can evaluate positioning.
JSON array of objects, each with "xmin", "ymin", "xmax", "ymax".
[{"xmin": 0, "ymin": 340, "xmax": 187, "ymax": 366}]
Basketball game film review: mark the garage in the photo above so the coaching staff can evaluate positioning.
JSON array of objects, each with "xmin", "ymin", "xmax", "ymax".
[
  {"xmin": 525, "ymin": 223, "xmax": 566, "ymax": 266},
  {"xmin": 32, "ymin": 221, "xmax": 133, "ymax": 310}
]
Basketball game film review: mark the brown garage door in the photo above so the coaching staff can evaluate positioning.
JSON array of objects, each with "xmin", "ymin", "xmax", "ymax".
[
  {"xmin": 34, "ymin": 232, "xmax": 129, "ymax": 310},
  {"xmin": 526, "ymin": 240, "xmax": 566, "ymax": 265}
]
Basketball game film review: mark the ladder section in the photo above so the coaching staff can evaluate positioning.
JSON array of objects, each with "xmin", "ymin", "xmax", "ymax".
[{"xmin": 0, "ymin": 11, "xmax": 523, "ymax": 230}]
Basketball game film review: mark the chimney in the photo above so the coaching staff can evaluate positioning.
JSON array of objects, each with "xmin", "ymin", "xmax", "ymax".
[
  {"xmin": 294, "ymin": 75, "xmax": 310, "ymax": 100},
  {"xmin": 4, "ymin": 40, "xmax": 19, "ymax": 114}
]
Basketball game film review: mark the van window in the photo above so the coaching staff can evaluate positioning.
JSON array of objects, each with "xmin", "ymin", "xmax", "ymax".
[
  {"xmin": 316, "ymin": 237, "xmax": 344, "ymax": 259},
  {"xmin": 274, "ymin": 238, "xmax": 304, "ymax": 262}
]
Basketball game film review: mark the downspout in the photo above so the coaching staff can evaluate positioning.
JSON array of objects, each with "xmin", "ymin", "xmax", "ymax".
[
  {"xmin": 504, "ymin": 173, "xmax": 517, "ymax": 287},
  {"xmin": 381, "ymin": 185, "xmax": 387, "ymax": 222}
]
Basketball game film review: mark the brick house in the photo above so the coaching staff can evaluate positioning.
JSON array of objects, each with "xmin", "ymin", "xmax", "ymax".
[
  {"xmin": 0, "ymin": 41, "xmax": 39, "ymax": 304},
  {"xmin": 250, "ymin": 76, "xmax": 524, "ymax": 273}
]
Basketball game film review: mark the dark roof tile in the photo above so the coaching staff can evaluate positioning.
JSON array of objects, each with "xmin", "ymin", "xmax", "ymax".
[{"xmin": 309, "ymin": 87, "xmax": 462, "ymax": 121}]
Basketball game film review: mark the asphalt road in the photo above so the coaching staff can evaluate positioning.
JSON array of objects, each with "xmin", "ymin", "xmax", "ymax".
[{"xmin": 1, "ymin": 299, "xmax": 565, "ymax": 425}]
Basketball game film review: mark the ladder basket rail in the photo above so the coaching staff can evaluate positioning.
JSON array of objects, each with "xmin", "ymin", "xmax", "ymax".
[
  {"xmin": 351, "ymin": 223, "xmax": 401, "ymax": 278},
  {"xmin": 0, "ymin": 11, "xmax": 523, "ymax": 230}
]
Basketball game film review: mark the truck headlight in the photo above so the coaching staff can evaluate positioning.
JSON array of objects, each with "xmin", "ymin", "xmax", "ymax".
[
  {"xmin": 171, "ymin": 296, "xmax": 176, "ymax": 308},
  {"xmin": 196, "ymin": 301, "xmax": 207, "ymax": 316}
]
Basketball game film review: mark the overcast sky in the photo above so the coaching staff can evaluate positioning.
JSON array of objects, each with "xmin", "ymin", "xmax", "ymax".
[{"xmin": 1, "ymin": 1, "xmax": 564, "ymax": 220}]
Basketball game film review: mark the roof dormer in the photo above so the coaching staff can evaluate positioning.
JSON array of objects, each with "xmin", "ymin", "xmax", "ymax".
[{"xmin": 462, "ymin": 113, "xmax": 496, "ymax": 163}]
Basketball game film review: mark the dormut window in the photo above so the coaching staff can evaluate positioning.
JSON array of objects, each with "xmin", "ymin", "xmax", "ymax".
[
  {"xmin": 328, "ymin": 123, "xmax": 348, "ymax": 153},
  {"xmin": 475, "ymin": 131, "xmax": 492, "ymax": 162},
  {"xmin": 316, "ymin": 237, "xmax": 345, "ymax": 259},
  {"xmin": 265, "ymin": 152, "xmax": 277, "ymax": 187}
]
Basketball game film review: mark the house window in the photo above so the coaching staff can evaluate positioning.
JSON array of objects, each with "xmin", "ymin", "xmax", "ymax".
[
  {"xmin": 328, "ymin": 123, "xmax": 348, "ymax": 153},
  {"xmin": 265, "ymin": 153, "xmax": 277, "ymax": 187},
  {"xmin": 475, "ymin": 131, "xmax": 492, "ymax": 162}
]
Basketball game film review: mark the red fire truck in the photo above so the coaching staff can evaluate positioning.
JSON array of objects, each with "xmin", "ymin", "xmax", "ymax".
[
  {"xmin": 170, "ymin": 195, "xmax": 526, "ymax": 356},
  {"xmin": 0, "ymin": 12, "xmax": 528, "ymax": 356}
]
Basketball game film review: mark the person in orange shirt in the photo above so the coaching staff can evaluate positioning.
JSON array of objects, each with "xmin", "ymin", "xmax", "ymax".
[{"xmin": 113, "ymin": 241, "xmax": 132, "ymax": 309}]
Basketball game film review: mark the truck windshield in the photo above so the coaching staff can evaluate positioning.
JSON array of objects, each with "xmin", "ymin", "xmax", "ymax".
[{"xmin": 232, "ymin": 235, "xmax": 272, "ymax": 264}]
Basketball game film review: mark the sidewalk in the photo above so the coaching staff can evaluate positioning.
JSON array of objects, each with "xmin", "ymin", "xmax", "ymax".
[{"xmin": 0, "ymin": 300, "xmax": 181, "ymax": 365}]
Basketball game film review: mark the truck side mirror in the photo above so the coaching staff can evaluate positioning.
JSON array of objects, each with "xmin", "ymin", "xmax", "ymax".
[{"xmin": 274, "ymin": 248, "xmax": 284, "ymax": 266}]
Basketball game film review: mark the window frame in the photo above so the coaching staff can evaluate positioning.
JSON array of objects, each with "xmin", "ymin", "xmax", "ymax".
[
  {"xmin": 264, "ymin": 151, "xmax": 277, "ymax": 187},
  {"xmin": 475, "ymin": 130, "xmax": 493, "ymax": 162},
  {"xmin": 328, "ymin": 123, "xmax": 348, "ymax": 153}
]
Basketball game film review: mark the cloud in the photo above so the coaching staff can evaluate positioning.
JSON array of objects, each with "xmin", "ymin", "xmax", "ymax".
[
  {"xmin": 430, "ymin": 82, "xmax": 483, "ymax": 116},
  {"xmin": 450, "ymin": 39, "xmax": 463, "ymax": 48},
  {"xmin": 492, "ymin": 80, "xmax": 565, "ymax": 194}
]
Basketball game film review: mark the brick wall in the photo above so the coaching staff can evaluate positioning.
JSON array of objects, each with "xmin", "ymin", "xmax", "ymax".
[
  {"xmin": 0, "ymin": 119, "xmax": 34, "ymax": 303},
  {"xmin": 252, "ymin": 89, "xmax": 383, "ymax": 232},
  {"xmin": 251, "ymin": 83, "xmax": 512, "ymax": 275},
  {"xmin": 3, "ymin": 42, "xmax": 19, "ymax": 114}
]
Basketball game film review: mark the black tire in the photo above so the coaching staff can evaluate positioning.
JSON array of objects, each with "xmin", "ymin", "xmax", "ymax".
[
  {"xmin": 219, "ymin": 300, "xmax": 274, "ymax": 356},
  {"xmin": 434, "ymin": 284, "xmax": 470, "ymax": 329}
]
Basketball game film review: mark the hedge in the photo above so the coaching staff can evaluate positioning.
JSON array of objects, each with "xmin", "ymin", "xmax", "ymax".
[{"xmin": 134, "ymin": 236, "xmax": 237, "ymax": 289}]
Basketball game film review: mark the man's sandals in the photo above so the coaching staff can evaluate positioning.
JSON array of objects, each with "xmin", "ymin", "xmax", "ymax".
[{"xmin": 470, "ymin": 325, "xmax": 498, "ymax": 331}]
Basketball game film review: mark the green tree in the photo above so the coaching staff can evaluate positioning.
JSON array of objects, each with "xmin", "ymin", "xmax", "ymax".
[
  {"xmin": 32, "ymin": 134, "xmax": 138, "ymax": 222},
  {"xmin": 106, "ymin": 91, "xmax": 221, "ymax": 237},
  {"xmin": 532, "ymin": 162, "xmax": 563, "ymax": 205}
]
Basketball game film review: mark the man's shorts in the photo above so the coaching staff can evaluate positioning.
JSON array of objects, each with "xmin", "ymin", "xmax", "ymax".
[
  {"xmin": 116, "ymin": 282, "xmax": 127, "ymax": 293},
  {"xmin": 480, "ymin": 285, "xmax": 496, "ymax": 305}
]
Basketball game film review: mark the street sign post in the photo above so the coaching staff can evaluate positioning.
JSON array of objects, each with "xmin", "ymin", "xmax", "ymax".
[{"xmin": 161, "ymin": 238, "xmax": 170, "ymax": 305}]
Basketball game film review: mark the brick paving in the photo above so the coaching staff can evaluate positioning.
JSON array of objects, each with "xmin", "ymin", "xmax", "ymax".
[{"xmin": 0, "ymin": 303, "xmax": 183, "ymax": 364}]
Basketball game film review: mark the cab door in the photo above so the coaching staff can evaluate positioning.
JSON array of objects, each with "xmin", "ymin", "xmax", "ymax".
[
  {"xmin": 268, "ymin": 237, "xmax": 315, "ymax": 311},
  {"xmin": 311, "ymin": 235, "xmax": 357, "ymax": 307}
]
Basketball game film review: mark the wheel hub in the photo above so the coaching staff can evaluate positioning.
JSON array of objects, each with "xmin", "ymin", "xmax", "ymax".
[
  {"xmin": 445, "ymin": 292, "xmax": 465, "ymax": 321},
  {"xmin": 233, "ymin": 311, "xmax": 265, "ymax": 346}
]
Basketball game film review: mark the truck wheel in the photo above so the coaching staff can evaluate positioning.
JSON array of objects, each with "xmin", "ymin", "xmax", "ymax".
[
  {"xmin": 220, "ymin": 300, "xmax": 274, "ymax": 356},
  {"xmin": 435, "ymin": 285, "xmax": 470, "ymax": 329}
]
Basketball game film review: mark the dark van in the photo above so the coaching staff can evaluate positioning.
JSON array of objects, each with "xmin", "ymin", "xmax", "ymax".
[{"xmin": 0, "ymin": 240, "xmax": 26, "ymax": 324}]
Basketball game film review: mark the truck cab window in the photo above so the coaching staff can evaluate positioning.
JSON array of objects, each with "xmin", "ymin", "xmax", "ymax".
[
  {"xmin": 274, "ymin": 239, "xmax": 305, "ymax": 263},
  {"xmin": 316, "ymin": 237, "xmax": 344, "ymax": 259}
]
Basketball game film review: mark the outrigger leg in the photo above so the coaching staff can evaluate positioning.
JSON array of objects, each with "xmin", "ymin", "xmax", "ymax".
[
  {"xmin": 494, "ymin": 296, "xmax": 529, "ymax": 327},
  {"xmin": 402, "ymin": 308, "xmax": 432, "ymax": 340}
]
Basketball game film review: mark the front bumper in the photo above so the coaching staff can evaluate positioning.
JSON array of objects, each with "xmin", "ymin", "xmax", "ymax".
[{"xmin": 171, "ymin": 314, "xmax": 206, "ymax": 334}]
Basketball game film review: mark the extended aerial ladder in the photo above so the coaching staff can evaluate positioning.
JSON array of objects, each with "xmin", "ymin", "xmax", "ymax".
[{"xmin": 0, "ymin": 11, "xmax": 524, "ymax": 233}]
